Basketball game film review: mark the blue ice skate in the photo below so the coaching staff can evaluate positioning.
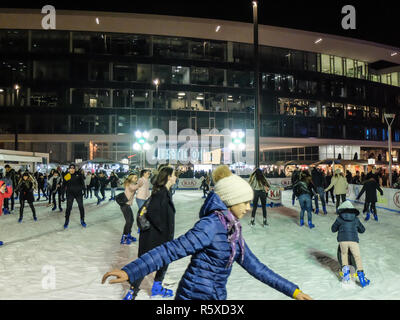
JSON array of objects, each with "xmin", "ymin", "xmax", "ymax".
[
  {"xmin": 120, "ymin": 234, "xmax": 132, "ymax": 245},
  {"xmin": 308, "ymin": 220, "xmax": 315, "ymax": 229},
  {"xmin": 323, "ymin": 206, "xmax": 327, "ymax": 215},
  {"xmin": 299, "ymin": 218, "xmax": 304, "ymax": 226},
  {"xmin": 127, "ymin": 234, "xmax": 137, "ymax": 242},
  {"xmin": 0, "ymin": 241, "xmax": 3, "ymax": 246},
  {"xmin": 18, "ymin": 217, "xmax": 22, "ymax": 223},
  {"xmin": 342, "ymin": 266, "xmax": 350, "ymax": 282},
  {"xmin": 81, "ymin": 220, "xmax": 87, "ymax": 228},
  {"xmin": 3, "ymin": 208, "xmax": 10, "ymax": 215},
  {"xmin": 123, "ymin": 288, "xmax": 139, "ymax": 300},
  {"xmin": 64, "ymin": 222, "xmax": 69, "ymax": 229},
  {"xmin": 373, "ymin": 214, "xmax": 378, "ymax": 221},
  {"xmin": 315, "ymin": 208, "xmax": 319, "ymax": 215},
  {"xmin": 357, "ymin": 271, "xmax": 370, "ymax": 287},
  {"xmin": 151, "ymin": 281, "xmax": 173, "ymax": 298},
  {"xmin": 365, "ymin": 212, "xmax": 370, "ymax": 221}
]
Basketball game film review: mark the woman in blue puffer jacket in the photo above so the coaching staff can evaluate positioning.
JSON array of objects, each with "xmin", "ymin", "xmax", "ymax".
[{"xmin": 102, "ymin": 165, "xmax": 312, "ymax": 300}]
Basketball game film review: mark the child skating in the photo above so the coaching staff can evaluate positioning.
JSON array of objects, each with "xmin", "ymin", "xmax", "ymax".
[
  {"xmin": 102, "ymin": 165, "xmax": 312, "ymax": 300},
  {"xmin": 331, "ymin": 201, "xmax": 370, "ymax": 287}
]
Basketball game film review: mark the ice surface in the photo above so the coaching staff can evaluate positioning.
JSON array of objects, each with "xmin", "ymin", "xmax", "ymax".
[{"xmin": 0, "ymin": 190, "xmax": 399, "ymax": 300}]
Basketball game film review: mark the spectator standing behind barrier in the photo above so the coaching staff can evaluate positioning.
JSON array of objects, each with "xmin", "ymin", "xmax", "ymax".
[{"xmin": 325, "ymin": 169, "xmax": 348, "ymax": 213}]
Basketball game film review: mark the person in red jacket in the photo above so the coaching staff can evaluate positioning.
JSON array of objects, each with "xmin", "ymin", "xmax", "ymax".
[{"xmin": 0, "ymin": 180, "xmax": 13, "ymax": 246}]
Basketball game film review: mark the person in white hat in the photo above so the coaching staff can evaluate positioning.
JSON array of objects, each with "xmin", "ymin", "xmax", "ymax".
[{"xmin": 102, "ymin": 165, "xmax": 312, "ymax": 300}]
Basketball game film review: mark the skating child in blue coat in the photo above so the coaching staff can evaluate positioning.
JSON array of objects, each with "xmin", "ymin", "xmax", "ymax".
[{"xmin": 102, "ymin": 165, "xmax": 312, "ymax": 300}]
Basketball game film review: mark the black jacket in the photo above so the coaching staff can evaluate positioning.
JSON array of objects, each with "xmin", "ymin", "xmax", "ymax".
[
  {"xmin": 16, "ymin": 180, "xmax": 35, "ymax": 202},
  {"xmin": 138, "ymin": 187, "xmax": 176, "ymax": 257},
  {"xmin": 5, "ymin": 169, "xmax": 18, "ymax": 188},
  {"xmin": 98, "ymin": 176, "xmax": 108, "ymax": 189},
  {"xmin": 311, "ymin": 169, "xmax": 326, "ymax": 188},
  {"xmin": 357, "ymin": 178, "xmax": 383, "ymax": 203},
  {"xmin": 108, "ymin": 175, "xmax": 119, "ymax": 188},
  {"xmin": 293, "ymin": 180, "xmax": 317, "ymax": 197},
  {"xmin": 62, "ymin": 172, "xmax": 85, "ymax": 195}
]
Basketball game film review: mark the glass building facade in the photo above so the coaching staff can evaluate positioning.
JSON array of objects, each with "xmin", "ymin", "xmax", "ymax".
[{"xmin": 0, "ymin": 27, "xmax": 399, "ymax": 163}]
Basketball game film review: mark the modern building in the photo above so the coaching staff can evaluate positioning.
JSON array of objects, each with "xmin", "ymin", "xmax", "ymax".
[{"xmin": 0, "ymin": 8, "xmax": 399, "ymax": 165}]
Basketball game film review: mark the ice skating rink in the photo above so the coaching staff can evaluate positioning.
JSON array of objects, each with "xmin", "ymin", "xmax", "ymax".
[{"xmin": 0, "ymin": 190, "xmax": 399, "ymax": 300}]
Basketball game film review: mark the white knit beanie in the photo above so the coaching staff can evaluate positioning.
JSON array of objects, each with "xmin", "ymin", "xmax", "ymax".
[
  {"xmin": 213, "ymin": 166, "xmax": 254, "ymax": 207},
  {"xmin": 338, "ymin": 200, "xmax": 354, "ymax": 211}
]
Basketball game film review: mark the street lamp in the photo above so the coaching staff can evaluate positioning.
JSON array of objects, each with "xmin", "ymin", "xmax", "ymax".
[
  {"xmin": 252, "ymin": 0, "xmax": 261, "ymax": 169},
  {"xmin": 133, "ymin": 130, "xmax": 150, "ymax": 168},
  {"xmin": 384, "ymin": 113, "xmax": 396, "ymax": 187},
  {"xmin": 153, "ymin": 78, "xmax": 160, "ymax": 94}
]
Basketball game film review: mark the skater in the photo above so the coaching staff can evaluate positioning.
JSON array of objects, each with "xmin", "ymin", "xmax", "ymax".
[
  {"xmin": 115, "ymin": 173, "xmax": 143, "ymax": 245},
  {"xmin": 249, "ymin": 168, "xmax": 270, "ymax": 227},
  {"xmin": 98, "ymin": 171, "xmax": 108, "ymax": 201},
  {"xmin": 331, "ymin": 201, "xmax": 370, "ymax": 287},
  {"xmin": 325, "ymin": 169, "xmax": 348, "ymax": 213},
  {"xmin": 92, "ymin": 173, "xmax": 102, "ymax": 205},
  {"xmin": 293, "ymin": 172, "xmax": 317, "ymax": 228},
  {"xmin": 3, "ymin": 164, "xmax": 18, "ymax": 214},
  {"xmin": 117, "ymin": 166, "xmax": 177, "ymax": 300},
  {"xmin": 291, "ymin": 167, "xmax": 300, "ymax": 206},
  {"xmin": 356, "ymin": 178, "xmax": 383, "ymax": 222},
  {"xmin": 136, "ymin": 169, "xmax": 151, "ymax": 210},
  {"xmin": 61, "ymin": 164, "xmax": 86, "ymax": 229},
  {"xmin": 108, "ymin": 171, "xmax": 120, "ymax": 201},
  {"xmin": 36, "ymin": 173, "xmax": 48, "ymax": 201},
  {"xmin": 48, "ymin": 171, "xmax": 63, "ymax": 212},
  {"xmin": 0, "ymin": 180, "xmax": 13, "ymax": 246},
  {"xmin": 200, "ymin": 174, "xmax": 210, "ymax": 199},
  {"xmin": 15, "ymin": 172, "xmax": 38, "ymax": 223},
  {"xmin": 325, "ymin": 170, "xmax": 335, "ymax": 205},
  {"xmin": 311, "ymin": 167, "xmax": 327, "ymax": 215},
  {"xmin": 102, "ymin": 165, "xmax": 312, "ymax": 300},
  {"xmin": 84, "ymin": 171, "xmax": 92, "ymax": 199}
]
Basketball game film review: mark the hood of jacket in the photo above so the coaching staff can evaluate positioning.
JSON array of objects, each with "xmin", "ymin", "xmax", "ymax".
[
  {"xmin": 199, "ymin": 191, "xmax": 228, "ymax": 218},
  {"xmin": 338, "ymin": 208, "xmax": 360, "ymax": 221},
  {"xmin": 0, "ymin": 180, "xmax": 5, "ymax": 188}
]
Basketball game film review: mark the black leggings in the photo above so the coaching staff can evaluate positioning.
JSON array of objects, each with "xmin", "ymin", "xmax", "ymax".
[
  {"xmin": 121, "ymin": 205, "xmax": 134, "ymax": 235},
  {"xmin": 65, "ymin": 193, "xmax": 85, "ymax": 223},
  {"xmin": 52, "ymin": 191, "xmax": 62, "ymax": 209},
  {"xmin": 20, "ymin": 200, "xmax": 36, "ymax": 218},
  {"xmin": 335, "ymin": 194, "xmax": 346, "ymax": 210},
  {"xmin": 363, "ymin": 202, "xmax": 377, "ymax": 215},
  {"xmin": 251, "ymin": 190, "xmax": 267, "ymax": 219}
]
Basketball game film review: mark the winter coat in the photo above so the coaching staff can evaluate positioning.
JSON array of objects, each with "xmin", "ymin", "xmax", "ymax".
[
  {"xmin": 108, "ymin": 175, "xmax": 119, "ymax": 188},
  {"xmin": 5, "ymin": 169, "xmax": 18, "ymax": 188},
  {"xmin": 311, "ymin": 169, "xmax": 326, "ymax": 188},
  {"xmin": 293, "ymin": 180, "xmax": 317, "ymax": 197},
  {"xmin": 325, "ymin": 175, "xmax": 348, "ymax": 195},
  {"xmin": 62, "ymin": 172, "xmax": 85, "ymax": 195},
  {"xmin": 137, "ymin": 186, "xmax": 175, "ymax": 257},
  {"xmin": 98, "ymin": 176, "xmax": 108, "ymax": 189},
  {"xmin": 331, "ymin": 208, "xmax": 365, "ymax": 243},
  {"xmin": 121, "ymin": 191, "xmax": 299, "ymax": 300},
  {"xmin": 0, "ymin": 181, "xmax": 13, "ymax": 215},
  {"xmin": 84, "ymin": 175, "xmax": 92, "ymax": 187},
  {"xmin": 356, "ymin": 178, "xmax": 383, "ymax": 203},
  {"xmin": 48, "ymin": 176, "xmax": 62, "ymax": 193},
  {"xmin": 16, "ymin": 180, "xmax": 35, "ymax": 203}
]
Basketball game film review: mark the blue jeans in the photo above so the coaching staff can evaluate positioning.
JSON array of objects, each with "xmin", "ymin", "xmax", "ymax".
[
  {"xmin": 298, "ymin": 194, "xmax": 312, "ymax": 222},
  {"xmin": 314, "ymin": 187, "xmax": 326, "ymax": 210},
  {"xmin": 94, "ymin": 189, "xmax": 101, "ymax": 201},
  {"xmin": 136, "ymin": 198, "xmax": 146, "ymax": 210},
  {"xmin": 111, "ymin": 187, "xmax": 117, "ymax": 199}
]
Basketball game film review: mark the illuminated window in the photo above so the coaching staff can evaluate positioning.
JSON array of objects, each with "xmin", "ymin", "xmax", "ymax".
[
  {"xmin": 321, "ymin": 54, "xmax": 331, "ymax": 73},
  {"xmin": 333, "ymin": 56, "xmax": 343, "ymax": 76}
]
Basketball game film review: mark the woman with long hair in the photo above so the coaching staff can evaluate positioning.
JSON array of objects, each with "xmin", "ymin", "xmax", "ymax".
[
  {"xmin": 122, "ymin": 166, "xmax": 177, "ymax": 300},
  {"xmin": 116, "ymin": 173, "xmax": 143, "ymax": 245},
  {"xmin": 293, "ymin": 172, "xmax": 318, "ymax": 228},
  {"xmin": 325, "ymin": 169, "xmax": 349, "ymax": 213},
  {"xmin": 249, "ymin": 168, "xmax": 270, "ymax": 227},
  {"xmin": 16, "ymin": 172, "xmax": 38, "ymax": 223}
]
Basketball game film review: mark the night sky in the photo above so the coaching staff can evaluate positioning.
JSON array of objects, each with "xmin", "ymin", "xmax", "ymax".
[{"xmin": 2, "ymin": 0, "xmax": 400, "ymax": 48}]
